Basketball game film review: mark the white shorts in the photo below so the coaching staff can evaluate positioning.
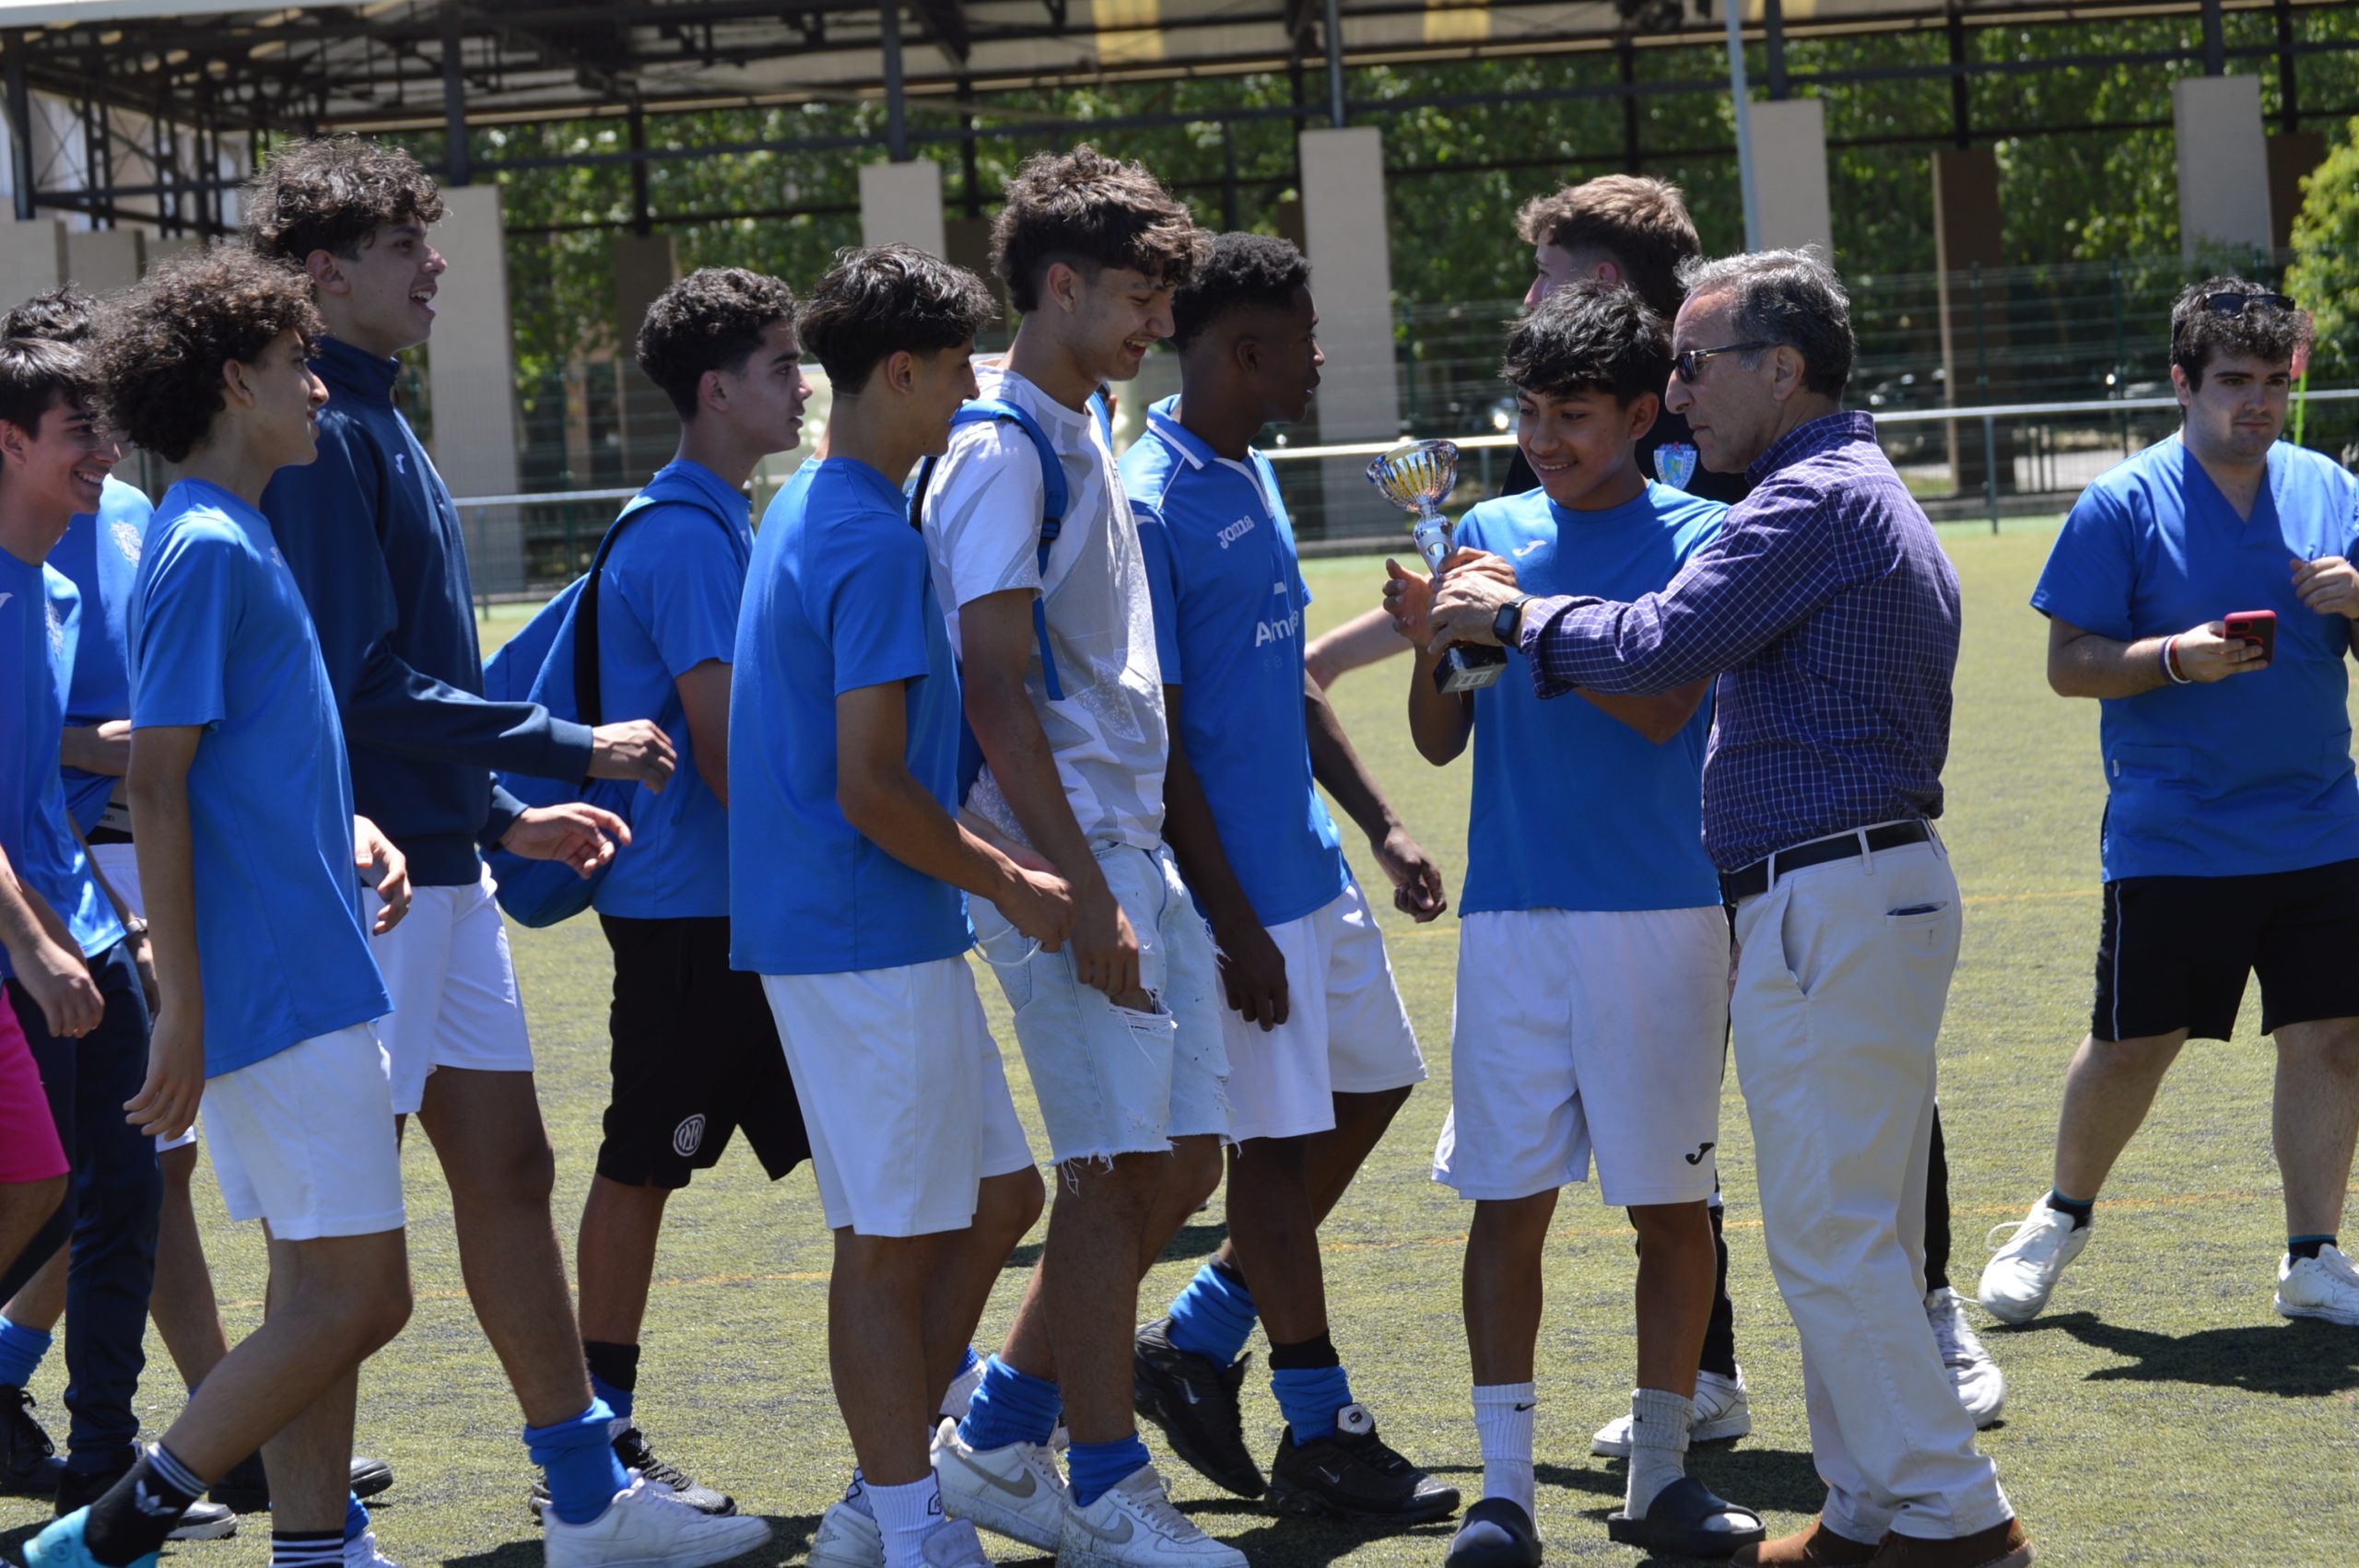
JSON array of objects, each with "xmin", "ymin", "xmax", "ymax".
[
  {"xmin": 372, "ymin": 864, "xmax": 534, "ymax": 1117},
  {"xmin": 203, "ymin": 1024, "xmax": 404, "ymax": 1239},
  {"xmin": 1222, "ymin": 879, "xmax": 1426, "ymax": 1142},
  {"xmin": 88, "ymin": 840, "xmax": 196, "ymax": 1157},
  {"xmin": 761, "ymin": 957, "xmax": 1035, "ymax": 1236},
  {"xmin": 1434, "ymin": 906, "xmax": 1730, "ymax": 1207}
]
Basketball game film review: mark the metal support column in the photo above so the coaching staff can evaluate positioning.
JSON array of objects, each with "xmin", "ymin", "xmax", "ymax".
[
  {"xmin": 882, "ymin": 0, "xmax": 910, "ymax": 162},
  {"xmin": 441, "ymin": 1, "xmax": 470, "ymax": 185},
  {"xmin": 1725, "ymin": 0, "xmax": 1762, "ymax": 249},
  {"xmin": 1764, "ymin": 0, "xmax": 1788, "ymax": 99},
  {"xmin": 628, "ymin": 102, "xmax": 651, "ymax": 236},
  {"xmin": 1948, "ymin": 8, "xmax": 1970, "ymax": 149},
  {"xmin": 1619, "ymin": 39, "xmax": 1642, "ymax": 171},
  {"xmin": 1323, "ymin": 0, "xmax": 1345, "ymax": 128},
  {"xmin": 5, "ymin": 48, "xmax": 31, "ymax": 222},
  {"xmin": 2274, "ymin": 0, "xmax": 2299, "ymax": 131},
  {"xmin": 2201, "ymin": 0, "xmax": 2226, "ymax": 76}
]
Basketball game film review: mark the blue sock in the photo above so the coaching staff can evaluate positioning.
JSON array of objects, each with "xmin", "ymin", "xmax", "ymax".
[
  {"xmin": 2046, "ymin": 1189, "xmax": 2094, "ymax": 1230},
  {"xmin": 0, "ymin": 1316, "xmax": 52, "ymax": 1389},
  {"xmin": 523, "ymin": 1399, "xmax": 631, "ymax": 1526},
  {"xmin": 1272, "ymin": 1364, "xmax": 1354, "ymax": 1441},
  {"xmin": 582, "ymin": 1340, "xmax": 638, "ymax": 1424},
  {"xmin": 1166, "ymin": 1260, "xmax": 1256, "ymax": 1366},
  {"xmin": 2290, "ymin": 1234, "xmax": 2338, "ymax": 1260},
  {"xmin": 957, "ymin": 1356, "xmax": 1060, "ymax": 1452},
  {"xmin": 343, "ymin": 1493, "xmax": 370, "ymax": 1544},
  {"xmin": 588, "ymin": 1372, "xmax": 633, "ymax": 1424},
  {"xmin": 1067, "ymin": 1435, "xmax": 1151, "ymax": 1509}
]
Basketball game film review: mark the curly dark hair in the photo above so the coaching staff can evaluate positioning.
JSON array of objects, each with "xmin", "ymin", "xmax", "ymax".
[
  {"xmin": 0, "ymin": 336, "xmax": 97, "ymax": 441},
  {"xmin": 242, "ymin": 135, "xmax": 447, "ymax": 263},
  {"xmin": 95, "ymin": 248, "xmax": 323, "ymax": 463},
  {"xmin": 1501, "ymin": 278, "xmax": 1671, "ymax": 408},
  {"xmin": 1516, "ymin": 176, "xmax": 1700, "ymax": 320},
  {"xmin": 2, "ymin": 286, "xmax": 100, "ymax": 345},
  {"xmin": 636, "ymin": 267, "xmax": 800, "ymax": 419},
  {"xmin": 798, "ymin": 245, "xmax": 995, "ymax": 394},
  {"xmin": 1169, "ymin": 232, "xmax": 1308, "ymax": 351},
  {"xmin": 992, "ymin": 145, "xmax": 1206, "ymax": 315},
  {"xmin": 2170, "ymin": 275, "xmax": 2311, "ymax": 390}
]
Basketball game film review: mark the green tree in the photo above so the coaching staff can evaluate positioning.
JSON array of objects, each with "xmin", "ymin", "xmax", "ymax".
[{"xmin": 2285, "ymin": 116, "xmax": 2359, "ymax": 455}]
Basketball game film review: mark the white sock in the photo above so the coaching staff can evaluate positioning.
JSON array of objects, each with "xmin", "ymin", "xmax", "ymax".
[
  {"xmin": 867, "ymin": 1475, "xmax": 945, "ymax": 1568},
  {"xmin": 1624, "ymin": 1387, "xmax": 1693, "ymax": 1519},
  {"xmin": 940, "ymin": 1357, "xmax": 986, "ymax": 1422},
  {"xmin": 841, "ymin": 1469, "xmax": 873, "ymax": 1518},
  {"xmin": 1473, "ymin": 1382, "xmax": 1536, "ymax": 1518}
]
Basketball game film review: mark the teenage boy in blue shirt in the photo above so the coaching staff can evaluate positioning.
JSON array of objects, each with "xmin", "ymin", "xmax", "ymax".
[
  {"xmin": 567, "ymin": 269, "xmax": 812, "ymax": 1510},
  {"xmin": 1983, "ymin": 278, "xmax": 2359, "ymax": 1330},
  {"xmin": 734, "ymin": 242, "xmax": 1068, "ymax": 1568},
  {"xmin": 0, "ymin": 333, "xmax": 183, "ymax": 1538},
  {"xmin": 1388, "ymin": 282, "xmax": 1763, "ymax": 1565},
  {"xmin": 1117, "ymin": 232, "xmax": 1455, "ymax": 1526},
  {"xmin": 242, "ymin": 138, "xmax": 772, "ymax": 1565},
  {"xmin": 25, "ymin": 242, "xmax": 411, "ymax": 1568},
  {"xmin": 0, "ymin": 286, "xmax": 388, "ymax": 1523}
]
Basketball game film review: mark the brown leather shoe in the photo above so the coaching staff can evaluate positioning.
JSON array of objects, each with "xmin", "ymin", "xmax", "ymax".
[
  {"xmin": 1732, "ymin": 1517, "xmax": 1880, "ymax": 1566},
  {"xmin": 1869, "ymin": 1517, "xmax": 2035, "ymax": 1568}
]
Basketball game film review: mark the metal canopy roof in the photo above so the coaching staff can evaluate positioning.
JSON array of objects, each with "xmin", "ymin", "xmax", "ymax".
[{"xmin": 2, "ymin": 0, "xmax": 2336, "ymax": 137}]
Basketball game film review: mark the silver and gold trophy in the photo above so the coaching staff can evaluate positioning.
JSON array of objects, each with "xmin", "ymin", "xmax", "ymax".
[{"xmin": 1367, "ymin": 439, "xmax": 1507, "ymax": 693}]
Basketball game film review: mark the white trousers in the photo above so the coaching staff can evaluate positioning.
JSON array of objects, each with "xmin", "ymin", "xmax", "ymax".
[{"xmin": 1729, "ymin": 833, "xmax": 2012, "ymax": 1544}]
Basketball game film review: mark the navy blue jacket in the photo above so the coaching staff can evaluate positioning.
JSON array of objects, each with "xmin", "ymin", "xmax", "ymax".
[{"xmin": 264, "ymin": 336, "xmax": 593, "ymax": 887}]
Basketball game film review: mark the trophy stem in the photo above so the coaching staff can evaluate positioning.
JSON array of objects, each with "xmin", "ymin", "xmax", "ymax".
[{"xmin": 1412, "ymin": 516, "xmax": 1452, "ymax": 575}]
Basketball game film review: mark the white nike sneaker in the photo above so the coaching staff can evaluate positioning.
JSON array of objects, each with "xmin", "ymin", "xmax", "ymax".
[
  {"xmin": 932, "ymin": 1417, "xmax": 1066, "ymax": 1551},
  {"xmin": 544, "ymin": 1477, "xmax": 773, "ymax": 1568},
  {"xmin": 1057, "ymin": 1465, "xmax": 1245, "ymax": 1568},
  {"xmin": 1591, "ymin": 1367, "xmax": 1751, "ymax": 1457},
  {"xmin": 2275, "ymin": 1244, "xmax": 2359, "ymax": 1326},
  {"xmin": 918, "ymin": 1519, "xmax": 992, "ymax": 1568},
  {"xmin": 345, "ymin": 1529, "xmax": 401, "ymax": 1568},
  {"xmin": 1978, "ymin": 1198, "xmax": 2090, "ymax": 1324},
  {"xmin": 806, "ymin": 1502, "xmax": 884, "ymax": 1568},
  {"xmin": 1925, "ymin": 1286, "xmax": 2005, "ymax": 1427}
]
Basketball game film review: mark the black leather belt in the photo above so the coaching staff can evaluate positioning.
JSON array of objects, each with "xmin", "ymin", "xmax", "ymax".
[{"xmin": 1719, "ymin": 819, "xmax": 1932, "ymax": 905}]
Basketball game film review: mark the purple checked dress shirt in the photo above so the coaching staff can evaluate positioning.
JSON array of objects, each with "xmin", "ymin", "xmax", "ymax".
[{"xmin": 1518, "ymin": 411, "xmax": 1963, "ymax": 872}]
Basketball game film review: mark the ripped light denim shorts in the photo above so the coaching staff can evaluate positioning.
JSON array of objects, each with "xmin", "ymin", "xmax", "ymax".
[{"xmin": 971, "ymin": 838, "xmax": 1229, "ymax": 1165}]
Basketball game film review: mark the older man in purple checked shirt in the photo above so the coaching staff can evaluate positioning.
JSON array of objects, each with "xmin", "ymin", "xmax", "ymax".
[{"xmin": 1417, "ymin": 250, "xmax": 2034, "ymax": 1568}]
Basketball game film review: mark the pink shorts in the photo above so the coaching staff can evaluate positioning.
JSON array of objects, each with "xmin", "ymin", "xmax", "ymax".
[{"xmin": 0, "ymin": 991, "xmax": 67, "ymax": 1184}]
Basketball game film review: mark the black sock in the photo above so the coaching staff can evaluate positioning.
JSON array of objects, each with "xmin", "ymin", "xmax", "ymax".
[
  {"xmin": 1267, "ymin": 1330, "xmax": 1340, "ymax": 1371},
  {"xmin": 270, "ymin": 1528, "xmax": 343, "ymax": 1568},
  {"xmin": 2047, "ymin": 1189, "xmax": 2095, "ymax": 1230},
  {"xmin": 582, "ymin": 1340, "xmax": 641, "ymax": 1396},
  {"xmin": 1205, "ymin": 1254, "xmax": 1248, "ymax": 1291},
  {"xmin": 1924, "ymin": 1108, "xmax": 1954, "ymax": 1292},
  {"xmin": 83, "ymin": 1446, "xmax": 205, "ymax": 1567},
  {"xmin": 2289, "ymin": 1235, "xmax": 2337, "ymax": 1261},
  {"xmin": 1699, "ymin": 1201, "xmax": 1740, "ymax": 1381}
]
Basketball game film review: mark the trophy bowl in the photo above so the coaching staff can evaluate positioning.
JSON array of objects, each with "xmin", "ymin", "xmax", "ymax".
[{"xmin": 1366, "ymin": 439, "xmax": 1506, "ymax": 694}]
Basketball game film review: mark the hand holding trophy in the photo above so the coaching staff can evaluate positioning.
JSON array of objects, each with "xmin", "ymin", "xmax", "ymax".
[{"xmin": 1367, "ymin": 439, "xmax": 1508, "ymax": 694}]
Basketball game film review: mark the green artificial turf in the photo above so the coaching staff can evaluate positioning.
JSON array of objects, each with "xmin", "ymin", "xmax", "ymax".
[{"xmin": 8, "ymin": 522, "xmax": 2357, "ymax": 1568}]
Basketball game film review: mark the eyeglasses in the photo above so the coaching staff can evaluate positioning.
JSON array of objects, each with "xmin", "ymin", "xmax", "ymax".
[
  {"xmin": 2201, "ymin": 291, "xmax": 2296, "ymax": 316},
  {"xmin": 1673, "ymin": 341, "xmax": 1780, "ymax": 382}
]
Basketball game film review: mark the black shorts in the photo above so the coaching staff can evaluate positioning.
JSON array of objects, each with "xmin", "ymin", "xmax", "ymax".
[
  {"xmin": 2091, "ymin": 858, "xmax": 2359, "ymax": 1043},
  {"xmin": 596, "ymin": 914, "xmax": 808, "ymax": 1188}
]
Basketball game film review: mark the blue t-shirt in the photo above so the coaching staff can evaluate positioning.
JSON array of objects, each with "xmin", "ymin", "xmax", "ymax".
[
  {"xmin": 1457, "ymin": 484, "xmax": 1726, "ymax": 914},
  {"xmin": 729, "ymin": 458, "xmax": 972, "ymax": 976},
  {"xmin": 1123, "ymin": 400, "xmax": 1348, "ymax": 928},
  {"xmin": 2031, "ymin": 434, "xmax": 2359, "ymax": 882},
  {"xmin": 53, "ymin": 475, "xmax": 155, "ymax": 833},
  {"xmin": 591, "ymin": 460, "xmax": 753, "ymax": 919},
  {"xmin": 130, "ymin": 481, "xmax": 389, "ymax": 1076},
  {"xmin": 0, "ymin": 550, "xmax": 121, "ymax": 980}
]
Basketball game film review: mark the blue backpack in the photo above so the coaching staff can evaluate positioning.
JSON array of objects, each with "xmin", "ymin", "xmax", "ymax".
[
  {"xmin": 907, "ymin": 393, "xmax": 1109, "ymax": 800},
  {"xmin": 480, "ymin": 471, "xmax": 739, "ymax": 927}
]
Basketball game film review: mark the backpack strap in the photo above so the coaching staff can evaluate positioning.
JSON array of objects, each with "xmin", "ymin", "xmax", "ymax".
[
  {"xmin": 908, "ymin": 398, "xmax": 1072, "ymax": 701},
  {"xmin": 573, "ymin": 474, "xmax": 744, "ymax": 728}
]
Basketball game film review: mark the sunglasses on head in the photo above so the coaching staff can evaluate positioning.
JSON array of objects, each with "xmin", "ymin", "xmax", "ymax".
[
  {"xmin": 2201, "ymin": 290, "xmax": 2296, "ymax": 316},
  {"xmin": 1673, "ymin": 340, "xmax": 1780, "ymax": 382}
]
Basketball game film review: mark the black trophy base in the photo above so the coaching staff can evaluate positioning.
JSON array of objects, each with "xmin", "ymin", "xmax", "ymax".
[{"xmin": 1432, "ymin": 643, "xmax": 1508, "ymax": 694}]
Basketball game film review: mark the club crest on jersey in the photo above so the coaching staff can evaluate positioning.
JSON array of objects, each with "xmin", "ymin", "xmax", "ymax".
[{"xmin": 1654, "ymin": 442, "xmax": 1699, "ymax": 492}]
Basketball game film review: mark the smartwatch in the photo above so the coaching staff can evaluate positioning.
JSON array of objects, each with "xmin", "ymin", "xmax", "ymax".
[{"xmin": 1493, "ymin": 595, "xmax": 1532, "ymax": 649}]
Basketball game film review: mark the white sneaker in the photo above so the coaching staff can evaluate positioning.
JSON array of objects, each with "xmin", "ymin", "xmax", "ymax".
[
  {"xmin": 932, "ymin": 1417, "xmax": 1066, "ymax": 1551},
  {"xmin": 345, "ymin": 1530, "xmax": 401, "ymax": 1568},
  {"xmin": 1590, "ymin": 1366, "xmax": 1751, "ymax": 1457},
  {"xmin": 1978, "ymin": 1198, "xmax": 2090, "ymax": 1324},
  {"xmin": 807, "ymin": 1501, "xmax": 884, "ymax": 1568},
  {"xmin": 544, "ymin": 1477, "xmax": 774, "ymax": 1568},
  {"xmin": 2275, "ymin": 1245, "xmax": 2359, "ymax": 1326},
  {"xmin": 1056, "ymin": 1465, "xmax": 1244, "ymax": 1568},
  {"xmin": 918, "ymin": 1519, "xmax": 992, "ymax": 1568},
  {"xmin": 1925, "ymin": 1286, "xmax": 2005, "ymax": 1427}
]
